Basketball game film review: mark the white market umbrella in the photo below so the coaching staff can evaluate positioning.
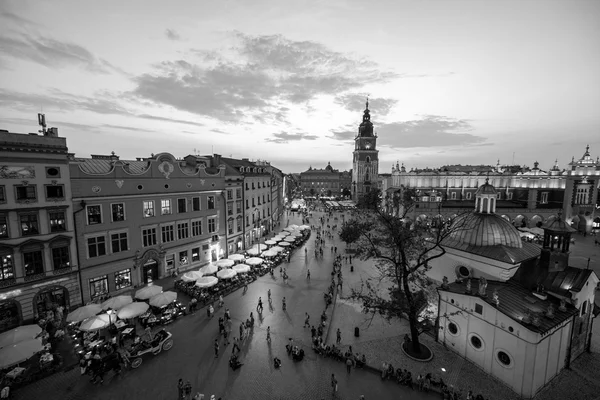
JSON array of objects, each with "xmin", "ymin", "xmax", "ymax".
[
  {"xmin": 101, "ymin": 295, "xmax": 133, "ymax": 311},
  {"xmin": 0, "ymin": 325, "xmax": 42, "ymax": 348},
  {"xmin": 264, "ymin": 240, "xmax": 277, "ymax": 245},
  {"xmin": 247, "ymin": 248, "xmax": 261, "ymax": 256},
  {"xmin": 181, "ymin": 270, "xmax": 204, "ymax": 283},
  {"xmin": 246, "ymin": 257, "xmax": 264, "ymax": 266},
  {"xmin": 299, "ymin": 225, "xmax": 310, "ymax": 230},
  {"xmin": 252, "ymin": 244, "xmax": 268, "ymax": 252},
  {"xmin": 228, "ymin": 254, "xmax": 245, "ymax": 262},
  {"xmin": 195, "ymin": 276, "xmax": 219, "ymax": 288},
  {"xmin": 284, "ymin": 236, "xmax": 297, "ymax": 242},
  {"xmin": 216, "ymin": 259, "xmax": 234, "ymax": 268},
  {"xmin": 0, "ymin": 339, "xmax": 43, "ymax": 369},
  {"xmin": 79, "ymin": 314, "xmax": 116, "ymax": 332},
  {"xmin": 262, "ymin": 250, "xmax": 278, "ymax": 257},
  {"xmin": 135, "ymin": 285, "xmax": 163, "ymax": 300},
  {"xmin": 279, "ymin": 242, "xmax": 291, "ymax": 247},
  {"xmin": 232, "ymin": 264, "xmax": 250, "ymax": 273},
  {"xmin": 200, "ymin": 264, "xmax": 218, "ymax": 275},
  {"xmin": 530, "ymin": 227, "xmax": 544, "ymax": 235},
  {"xmin": 290, "ymin": 231, "xmax": 303, "ymax": 237},
  {"xmin": 217, "ymin": 269, "xmax": 237, "ymax": 279},
  {"xmin": 149, "ymin": 291, "xmax": 178, "ymax": 307},
  {"xmin": 279, "ymin": 231, "xmax": 290, "ymax": 236},
  {"xmin": 271, "ymin": 246, "xmax": 285, "ymax": 253},
  {"xmin": 117, "ymin": 302, "xmax": 149, "ymax": 319},
  {"xmin": 67, "ymin": 304, "xmax": 102, "ymax": 323}
]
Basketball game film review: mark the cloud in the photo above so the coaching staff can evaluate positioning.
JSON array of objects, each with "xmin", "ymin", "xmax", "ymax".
[
  {"xmin": 132, "ymin": 32, "xmax": 399, "ymax": 123},
  {"xmin": 0, "ymin": 10, "xmax": 37, "ymax": 27},
  {"xmin": 165, "ymin": 29, "xmax": 181, "ymax": 41},
  {"xmin": 0, "ymin": 34, "xmax": 121, "ymax": 74},
  {"xmin": 101, "ymin": 124, "xmax": 153, "ymax": 132},
  {"xmin": 373, "ymin": 115, "xmax": 486, "ymax": 148},
  {"xmin": 329, "ymin": 129, "xmax": 355, "ymax": 142},
  {"xmin": 137, "ymin": 114, "xmax": 204, "ymax": 127},
  {"xmin": 334, "ymin": 93, "xmax": 398, "ymax": 116},
  {"xmin": 265, "ymin": 131, "xmax": 320, "ymax": 144},
  {"xmin": 211, "ymin": 128, "xmax": 229, "ymax": 134}
]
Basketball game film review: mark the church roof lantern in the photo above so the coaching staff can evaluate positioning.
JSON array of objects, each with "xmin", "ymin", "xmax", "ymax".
[
  {"xmin": 475, "ymin": 178, "xmax": 497, "ymax": 196},
  {"xmin": 542, "ymin": 213, "xmax": 576, "ymax": 234}
]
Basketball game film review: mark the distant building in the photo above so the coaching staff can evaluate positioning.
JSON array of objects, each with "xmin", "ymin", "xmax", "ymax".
[
  {"xmin": 0, "ymin": 127, "xmax": 81, "ymax": 328},
  {"xmin": 299, "ymin": 163, "xmax": 351, "ymax": 198},
  {"xmin": 430, "ymin": 181, "xmax": 598, "ymax": 399},
  {"xmin": 352, "ymin": 99, "xmax": 379, "ymax": 203},
  {"xmin": 389, "ymin": 145, "xmax": 600, "ymax": 232}
]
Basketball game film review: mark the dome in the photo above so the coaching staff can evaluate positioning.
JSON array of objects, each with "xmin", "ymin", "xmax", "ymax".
[
  {"xmin": 447, "ymin": 213, "xmax": 523, "ymax": 248},
  {"xmin": 475, "ymin": 180, "xmax": 497, "ymax": 196},
  {"xmin": 542, "ymin": 217, "xmax": 576, "ymax": 234}
]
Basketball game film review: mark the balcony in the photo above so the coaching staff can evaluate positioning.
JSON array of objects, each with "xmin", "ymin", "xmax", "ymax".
[
  {"xmin": 24, "ymin": 272, "xmax": 47, "ymax": 282},
  {"xmin": 53, "ymin": 266, "xmax": 73, "ymax": 276},
  {"xmin": 0, "ymin": 278, "xmax": 17, "ymax": 288}
]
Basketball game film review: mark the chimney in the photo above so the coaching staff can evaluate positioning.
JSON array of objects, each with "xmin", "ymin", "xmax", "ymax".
[
  {"xmin": 45, "ymin": 127, "xmax": 59, "ymax": 137},
  {"xmin": 213, "ymin": 154, "xmax": 221, "ymax": 167}
]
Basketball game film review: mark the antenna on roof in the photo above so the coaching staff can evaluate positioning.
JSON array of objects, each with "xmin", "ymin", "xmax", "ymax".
[{"xmin": 37, "ymin": 113, "xmax": 47, "ymax": 135}]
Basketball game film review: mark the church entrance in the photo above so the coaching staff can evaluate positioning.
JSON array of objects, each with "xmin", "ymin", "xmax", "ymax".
[{"xmin": 143, "ymin": 260, "xmax": 159, "ymax": 284}]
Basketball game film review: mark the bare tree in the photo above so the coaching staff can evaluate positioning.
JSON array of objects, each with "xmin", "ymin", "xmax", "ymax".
[{"xmin": 341, "ymin": 188, "xmax": 466, "ymax": 356}]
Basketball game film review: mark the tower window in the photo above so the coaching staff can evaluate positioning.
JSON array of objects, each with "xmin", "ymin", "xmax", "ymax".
[{"xmin": 366, "ymin": 156, "xmax": 371, "ymax": 163}]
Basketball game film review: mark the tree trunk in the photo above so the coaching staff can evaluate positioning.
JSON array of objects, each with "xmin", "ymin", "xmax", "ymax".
[{"xmin": 402, "ymin": 265, "xmax": 422, "ymax": 354}]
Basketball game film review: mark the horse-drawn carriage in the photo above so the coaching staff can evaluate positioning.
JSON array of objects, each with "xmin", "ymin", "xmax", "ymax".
[{"xmin": 129, "ymin": 329, "xmax": 173, "ymax": 369}]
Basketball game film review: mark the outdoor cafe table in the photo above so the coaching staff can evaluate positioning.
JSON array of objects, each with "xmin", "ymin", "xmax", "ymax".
[{"xmin": 5, "ymin": 367, "xmax": 25, "ymax": 379}]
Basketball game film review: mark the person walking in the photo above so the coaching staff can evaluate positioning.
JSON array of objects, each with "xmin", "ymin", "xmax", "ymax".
[
  {"xmin": 336, "ymin": 328, "xmax": 341, "ymax": 345},
  {"xmin": 257, "ymin": 297, "xmax": 263, "ymax": 312},
  {"xmin": 346, "ymin": 357, "xmax": 353, "ymax": 373},
  {"xmin": 307, "ymin": 269, "xmax": 311, "ymax": 281},
  {"xmin": 331, "ymin": 373, "xmax": 338, "ymax": 394},
  {"xmin": 214, "ymin": 339, "xmax": 219, "ymax": 358},
  {"xmin": 218, "ymin": 294, "xmax": 224, "ymax": 308},
  {"xmin": 266, "ymin": 326, "xmax": 271, "ymax": 342},
  {"xmin": 223, "ymin": 327, "xmax": 230, "ymax": 345},
  {"xmin": 178, "ymin": 378, "xmax": 185, "ymax": 399},
  {"xmin": 282, "ymin": 297, "xmax": 287, "ymax": 311},
  {"xmin": 267, "ymin": 289, "xmax": 272, "ymax": 303},
  {"xmin": 304, "ymin": 312, "xmax": 310, "ymax": 328},
  {"xmin": 184, "ymin": 381, "xmax": 192, "ymax": 400}
]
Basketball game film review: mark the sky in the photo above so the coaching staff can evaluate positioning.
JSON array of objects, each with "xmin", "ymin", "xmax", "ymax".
[{"xmin": 0, "ymin": 0, "xmax": 599, "ymax": 174}]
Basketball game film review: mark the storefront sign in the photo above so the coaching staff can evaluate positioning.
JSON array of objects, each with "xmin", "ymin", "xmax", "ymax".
[
  {"xmin": 32, "ymin": 277, "xmax": 69, "ymax": 288},
  {"xmin": 0, "ymin": 289, "xmax": 22, "ymax": 301}
]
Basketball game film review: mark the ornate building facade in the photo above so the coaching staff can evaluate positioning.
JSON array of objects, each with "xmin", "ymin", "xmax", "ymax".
[
  {"xmin": 352, "ymin": 99, "xmax": 379, "ymax": 203},
  {"xmin": 388, "ymin": 145, "xmax": 599, "ymax": 232},
  {"xmin": 299, "ymin": 163, "xmax": 351, "ymax": 198},
  {"xmin": 0, "ymin": 128, "xmax": 81, "ymax": 330}
]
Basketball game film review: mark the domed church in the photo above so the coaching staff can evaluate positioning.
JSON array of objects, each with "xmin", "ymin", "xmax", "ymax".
[{"xmin": 427, "ymin": 180, "xmax": 598, "ymax": 399}]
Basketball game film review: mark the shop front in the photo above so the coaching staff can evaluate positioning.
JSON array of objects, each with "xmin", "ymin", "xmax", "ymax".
[
  {"xmin": 142, "ymin": 260, "xmax": 159, "ymax": 284},
  {"xmin": 33, "ymin": 285, "xmax": 69, "ymax": 319},
  {"xmin": 0, "ymin": 299, "xmax": 21, "ymax": 333}
]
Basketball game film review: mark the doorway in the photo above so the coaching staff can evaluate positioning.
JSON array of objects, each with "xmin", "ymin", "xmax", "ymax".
[{"xmin": 143, "ymin": 260, "xmax": 159, "ymax": 284}]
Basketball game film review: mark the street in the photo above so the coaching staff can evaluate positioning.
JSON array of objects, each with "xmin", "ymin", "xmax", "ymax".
[{"xmin": 13, "ymin": 211, "xmax": 437, "ymax": 400}]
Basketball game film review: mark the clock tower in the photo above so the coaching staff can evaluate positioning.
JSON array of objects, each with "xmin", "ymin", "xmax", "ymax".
[{"xmin": 352, "ymin": 99, "xmax": 379, "ymax": 203}]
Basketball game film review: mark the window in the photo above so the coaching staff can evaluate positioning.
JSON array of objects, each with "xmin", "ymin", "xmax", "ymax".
[
  {"xmin": 228, "ymin": 219, "xmax": 234, "ymax": 234},
  {"xmin": 246, "ymin": 199, "xmax": 249, "ymax": 209},
  {"xmin": 45, "ymin": 185, "xmax": 64, "ymax": 200},
  {"xmin": 208, "ymin": 218, "xmax": 216, "ymax": 233},
  {"xmin": 496, "ymin": 193, "xmax": 501, "ymax": 199},
  {"xmin": 236, "ymin": 201, "xmax": 242, "ymax": 214},
  {"xmin": 0, "ymin": 252, "xmax": 15, "ymax": 280},
  {"xmin": 87, "ymin": 205, "xmax": 102, "ymax": 225},
  {"xmin": 0, "ymin": 186, "xmax": 5, "ymax": 203},
  {"xmin": 252, "ymin": 182, "xmax": 255, "ymax": 190},
  {"xmin": 246, "ymin": 216, "xmax": 249, "ymax": 227},
  {"xmin": 179, "ymin": 250, "xmax": 188, "ymax": 266},
  {"xmin": 191, "ymin": 220, "xmax": 202, "ymax": 237},
  {"xmin": 162, "ymin": 225, "xmax": 174, "ymax": 243},
  {"xmin": 111, "ymin": 203, "xmax": 125, "ymax": 222},
  {"xmin": 51, "ymin": 246, "xmax": 70, "ymax": 270},
  {"xmin": 207, "ymin": 196, "xmax": 215, "ymax": 210},
  {"xmin": 0, "ymin": 214, "xmax": 9, "ymax": 238},
  {"xmin": 475, "ymin": 303, "xmax": 483, "ymax": 315},
  {"xmin": 496, "ymin": 350, "xmax": 512, "ymax": 367},
  {"xmin": 507, "ymin": 193, "xmax": 513, "ymax": 200},
  {"xmin": 458, "ymin": 266, "xmax": 471, "ymax": 278},
  {"xmin": 227, "ymin": 189, "xmax": 233, "ymax": 200},
  {"xmin": 20, "ymin": 214, "xmax": 39, "ymax": 236},
  {"xmin": 87, "ymin": 235, "xmax": 106, "ymax": 258},
  {"xmin": 447, "ymin": 321, "xmax": 459, "ymax": 336},
  {"xmin": 45, "ymin": 167, "xmax": 60, "ymax": 178},
  {"xmin": 192, "ymin": 247, "xmax": 200, "ymax": 262},
  {"xmin": 245, "ymin": 183, "xmax": 249, "ymax": 190},
  {"xmin": 451, "ymin": 192, "xmax": 457, "ymax": 200},
  {"xmin": 111, "ymin": 232, "xmax": 128, "ymax": 253},
  {"xmin": 143, "ymin": 201, "xmax": 155, "ymax": 217},
  {"xmin": 252, "ymin": 198, "xmax": 255, "ymax": 207},
  {"xmin": 177, "ymin": 222, "xmax": 189, "ymax": 240},
  {"xmin": 540, "ymin": 192, "xmax": 549, "ymax": 204},
  {"xmin": 115, "ymin": 269, "xmax": 132, "ymax": 290},
  {"xmin": 469, "ymin": 334, "xmax": 484, "ymax": 350},
  {"xmin": 178, "ymin": 198, "xmax": 187, "ymax": 213},
  {"xmin": 466, "ymin": 192, "xmax": 472, "ymax": 200},
  {"xmin": 47, "ymin": 210, "xmax": 66, "ymax": 233},
  {"xmin": 161, "ymin": 199, "xmax": 172, "ymax": 215},
  {"xmin": 142, "ymin": 227, "xmax": 157, "ymax": 247},
  {"xmin": 236, "ymin": 188, "xmax": 242, "ymax": 198},
  {"xmin": 192, "ymin": 197, "xmax": 200, "ymax": 211},
  {"xmin": 15, "ymin": 185, "xmax": 36, "ymax": 201},
  {"xmin": 23, "ymin": 250, "xmax": 44, "ymax": 276},
  {"xmin": 227, "ymin": 202, "xmax": 233, "ymax": 216},
  {"xmin": 89, "ymin": 275, "xmax": 109, "ymax": 298},
  {"xmin": 237, "ymin": 216, "xmax": 242, "ymax": 232}
]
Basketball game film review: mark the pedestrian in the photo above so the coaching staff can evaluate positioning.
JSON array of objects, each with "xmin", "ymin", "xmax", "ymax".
[
  {"xmin": 232, "ymin": 339, "xmax": 240, "ymax": 354},
  {"xmin": 224, "ymin": 308, "xmax": 230, "ymax": 321},
  {"xmin": 336, "ymin": 328, "xmax": 341, "ymax": 344},
  {"xmin": 282, "ymin": 297, "xmax": 287, "ymax": 311},
  {"xmin": 266, "ymin": 326, "xmax": 271, "ymax": 342},
  {"xmin": 331, "ymin": 373, "xmax": 338, "ymax": 393},
  {"xmin": 208, "ymin": 304, "xmax": 214, "ymax": 318},
  {"xmin": 223, "ymin": 327, "xmax": 230, "ymax": 345},
  {"xmin": 184, "ymin": 381, "xmax": 192, "ymax": 400},
  {"xmin": 219, "ymin": 294, "xmax": 224, "ymax": 308},
  {"xmin": 239, "ymin": 322, "xmax": 244, "ymax": 339},
  {"xmin": 311, "ymin": 325, "xmax": 316, "ymax": 338},
  {"xmin": 307, "ymin": 269, "xmax": 311, "ymax": 280},
  {"xmin": 178, "ymin": 378, "xmax": 185, "ymax": 399},
  {"xmin": 267, "ymin": 289, "xmax": 271, "ymax": 302},
  {"xmin": 257, "ymin": 297, "xmax": 263, "ymax": 312},
  {"xmin": 304, "ymin": 312, "xmax": 310, "ymax": 328},
  {"xmin": 346, "ymin": 357, "xmax": 352, "ymax": 373},
  {"xmin": 214, "ymin": 339, "xmax": 219, "ymax": 358}
]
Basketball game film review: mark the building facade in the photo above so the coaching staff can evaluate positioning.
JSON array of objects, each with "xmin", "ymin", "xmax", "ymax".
[
  {"xmin": 299, "ymin": 163, "xmax": 351, "ymax": 198},
  {"xmin": 69, "ymin": 152, "xmax": 226, "ymax": 303},
  {"xmin": 352, "ymin": 99, "xmax": 379, "ymax": 203},
  {"xmin": 389, "ymin": 146, "xmax": 600, "ymax": 232},
  {"xmin": 0, "ymin": 128, "xmax": 81, "ymax": 331}
]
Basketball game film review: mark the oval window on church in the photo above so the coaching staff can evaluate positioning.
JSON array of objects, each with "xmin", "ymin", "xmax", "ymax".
[{"xmin": 458, "ymin": 266, "xmax": 471, "ymax": 278}]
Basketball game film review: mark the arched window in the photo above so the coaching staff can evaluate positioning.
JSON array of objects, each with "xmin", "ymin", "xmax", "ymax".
[{"xmin": 366, "ymin": 156, "xmax": 371, "ymax": 163}]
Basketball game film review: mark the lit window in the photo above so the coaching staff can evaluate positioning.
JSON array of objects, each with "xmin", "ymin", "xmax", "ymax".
[
  {"xmin": 112, "ymin": 203, "xmax": 125, "ymax": 222},
  {"xmin": 115, "ymin": 269, "xmax": 132, "ymax": 290},
  {"xmin": 161, "ymin": 199, "xmax": 172, "ymax": 215},
  {"xmin": 49, "ymin": 210, "xmax": 66, "ymax": 232},
  {"xmin": 20, "ymin": 213, "xmax": 39, "ymax": 235},
  {"xmin": 207, "ymin": 196, "xmax": 215, "ymax": 210},
  {"xmin": 87, "ymin": 205, "xmax": 102, "ymax": 225},
  {"xmin": 89, "ymin": 275, "xmax": 109, "ymax": 298},
  {"xmin": 143, "ymin": 201, "xmax": 154, "ymax": 217}
]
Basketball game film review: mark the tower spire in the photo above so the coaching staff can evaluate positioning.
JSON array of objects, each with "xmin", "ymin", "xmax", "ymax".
[{"xmin": 366, "ymin": 96, "xmax": 369, "ymax": 111}]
